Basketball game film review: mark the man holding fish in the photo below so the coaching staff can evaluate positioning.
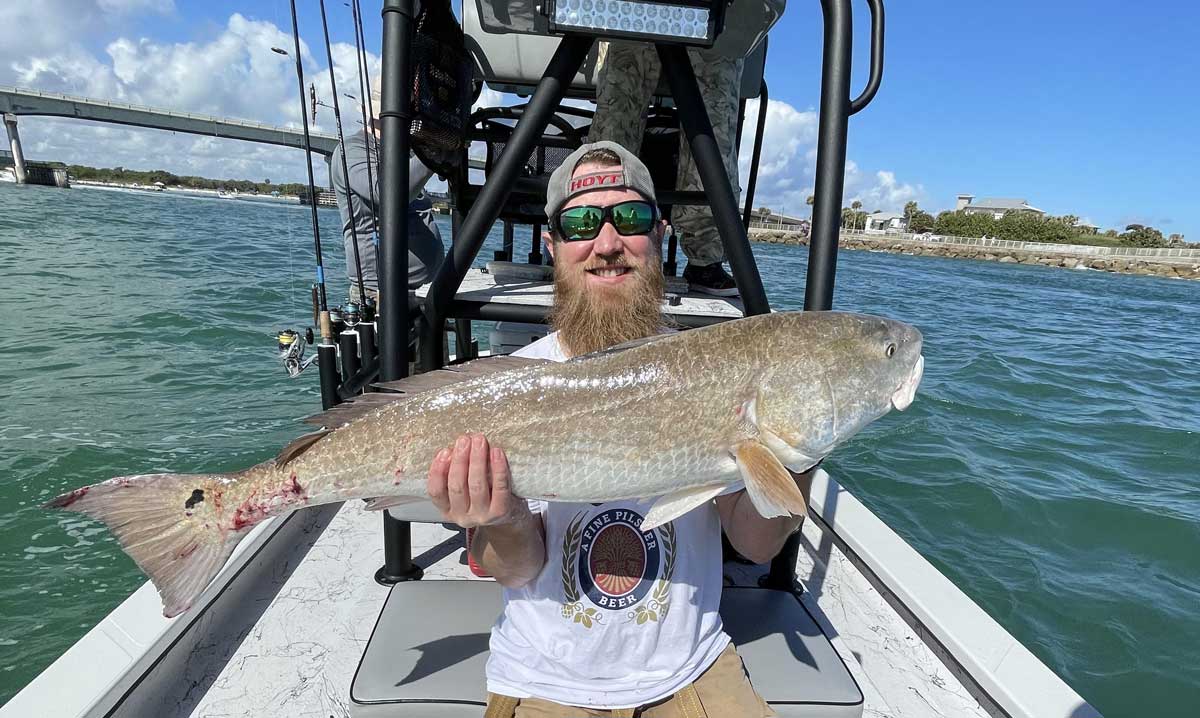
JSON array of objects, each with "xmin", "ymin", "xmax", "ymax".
[{"xmin": 431, "ymin": 141, "xmax": 802, "ymax": 716}]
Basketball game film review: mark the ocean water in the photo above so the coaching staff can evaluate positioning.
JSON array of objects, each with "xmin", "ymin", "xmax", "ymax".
[{"xmin": 0, "ymin": 184, "xmax": 1196, "ymax": 716}]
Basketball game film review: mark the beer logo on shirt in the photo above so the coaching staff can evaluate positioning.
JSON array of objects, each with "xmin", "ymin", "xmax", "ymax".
[{"xmin": 559, "ymin": 509, "xmax": 677, "ymax": 629}]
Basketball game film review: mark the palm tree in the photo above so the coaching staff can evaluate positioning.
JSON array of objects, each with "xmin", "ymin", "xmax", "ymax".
[
  {"xmin": 806, "ymin": 194, "xmax": 815, "ymax": 218},
  {"xmin": 904, "ymin": 200, "xmax": 918, "ymax": 231},
  {"xmin": 850, "ymin": 200, "xmax": 863, "ymax": 231}
]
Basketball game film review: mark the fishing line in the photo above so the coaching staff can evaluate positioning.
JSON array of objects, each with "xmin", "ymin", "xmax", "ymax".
[
  {"xmin": 352, "ymin": 0, "xmax": 384, "ymax": 289},
  {"xmin": 274, "ymin": 0, "xmax": 299, "ymax": 314},
  {"xmin": 318, "ymin": 0, "xmax": 369, "ymax": 310}
]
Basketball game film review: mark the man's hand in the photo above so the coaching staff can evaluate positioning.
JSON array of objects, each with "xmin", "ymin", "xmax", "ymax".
[
  {"xmin": 427, "ymin": 433, "xmax": 531, "ymax": 528},
  {"xmin": 427, "ymin": 433, "xmax": 546, "ymax": 588}
]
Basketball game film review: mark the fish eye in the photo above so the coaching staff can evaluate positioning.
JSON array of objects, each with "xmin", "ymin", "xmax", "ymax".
[{"xmin": 885, "ymin": 343, "xmax": 897, "ymax": 358}]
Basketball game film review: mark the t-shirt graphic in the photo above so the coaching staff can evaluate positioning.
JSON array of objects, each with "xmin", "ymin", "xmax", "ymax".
[{"xmin": 558, "ymin": 508, "xmax": 677, "ymax": 628}]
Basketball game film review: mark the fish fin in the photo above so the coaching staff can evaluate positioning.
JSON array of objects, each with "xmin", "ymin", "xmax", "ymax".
[
  {"xmin": 641, "ymin": 483, "xmax": 730, "ymax": 532},
  {"xmin": 305, "ymin": 356, "xmax": 549, "ymax": 428},
  {"xmin": 275, "ymin": 429, "xmax": 332, "ymax": 467},
  {"xmin": 758, "ymin": 427, "xmax": 821, "ymax": 473},
  {"xmin": 735, "ymin": 440, "xmax": 808, "ymax": 520},
  {"xmin": 362, "ymin": 495, "xmax": 426, "ymax": 512},
  {"xmin": 44, "ymin": 473, "xmax": 244, "ymax": 618}
]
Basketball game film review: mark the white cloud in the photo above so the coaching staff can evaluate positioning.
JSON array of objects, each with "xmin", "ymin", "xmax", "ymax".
[
  {"xmin": 1, "ymin": 10, "xmax": 383, "ymax": 186},
  {"xmin": 3, "ymin": 11, "xmax": 923, "ymax": 208},
  {"xmin": 737, "ymin": 97, "xmax": 923, "ymax": 216}
]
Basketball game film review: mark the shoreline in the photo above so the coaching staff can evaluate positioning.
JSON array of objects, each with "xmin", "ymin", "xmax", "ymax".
[
  {"xmin": 749, "ymin": 229, "xmax": 1200, "ymax": 281},
  {"xmin": 72, "ymin": 181, "xmax": 302, "ymax": 204}
]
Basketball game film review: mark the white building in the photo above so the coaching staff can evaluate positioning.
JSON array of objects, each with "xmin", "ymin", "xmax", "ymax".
[
  {"xmin": 955, "ymin": 194, "xmax": 1044, "ymax": 220},
  {"xmin": 865, "ymin": 211, "xmax": 906, "ymax": 232}
]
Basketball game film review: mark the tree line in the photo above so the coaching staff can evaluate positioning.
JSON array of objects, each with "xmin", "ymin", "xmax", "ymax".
[
  {"xmin": 66, "ymin": 165, "xmax": 313, "ymax": 197},
  {"xmin": 837, "ymin": 200, "xmax": 1185, "ymax": 249}
]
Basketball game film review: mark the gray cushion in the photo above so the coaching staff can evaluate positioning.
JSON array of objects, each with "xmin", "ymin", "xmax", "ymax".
[
  {"xmin": 351, "ymin": 581, "xmax": 862, "ymax": 717},
  {"xmin": 351, "ymin": 581, "xmax": 495, "ymax": 717},
  {"xmin": 722, "ymin": 587, "xmax": 864, "ymax": 717}
]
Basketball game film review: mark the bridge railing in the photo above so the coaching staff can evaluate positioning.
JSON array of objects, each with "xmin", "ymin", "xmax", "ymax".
[{"xmin": 0, "ymin": 85, "xmax": 337, "ymax": 141}]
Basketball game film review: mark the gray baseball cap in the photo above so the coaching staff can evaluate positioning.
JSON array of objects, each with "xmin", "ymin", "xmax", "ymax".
[{"xmin": 545, "ymin": 140, "xmax": 658, "ymax": 222}]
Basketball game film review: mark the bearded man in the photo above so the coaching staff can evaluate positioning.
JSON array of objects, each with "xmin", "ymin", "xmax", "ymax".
[{"xmin": 426, "ymin": 141, "xmax": 809, "ymax": 717}]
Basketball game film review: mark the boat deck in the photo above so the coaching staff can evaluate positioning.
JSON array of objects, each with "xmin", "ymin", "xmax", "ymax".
[
  {"xmin": 415, "ymin": 265, "xmax": 747, "ymax": 325},
  {"xmin": 176, "ymin": 494, "xmax": 992, "ymax": 717}
]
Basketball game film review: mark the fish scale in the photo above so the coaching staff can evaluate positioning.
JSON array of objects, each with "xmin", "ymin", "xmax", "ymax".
[{"xmin": 45, "ymin": 311, "xmax": 924, "ymax": 617}]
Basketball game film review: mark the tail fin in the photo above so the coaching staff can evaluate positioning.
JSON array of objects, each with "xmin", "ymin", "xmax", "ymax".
[{"xmin": 45, "ymin": 473, "xmax": 242, "ymax": 618}]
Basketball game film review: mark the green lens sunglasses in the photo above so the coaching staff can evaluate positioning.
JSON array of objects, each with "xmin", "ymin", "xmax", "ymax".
[{"xmin": 554, "ymin": 200, "xmax": 658, "ymax": 242}]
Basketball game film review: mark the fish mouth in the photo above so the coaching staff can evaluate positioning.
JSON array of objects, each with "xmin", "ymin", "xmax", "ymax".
[{"xmin": 890, "ymin": 355, "xmax": 924, "ymax": 411}]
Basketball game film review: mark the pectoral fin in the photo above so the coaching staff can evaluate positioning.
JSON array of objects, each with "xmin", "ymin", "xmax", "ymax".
[
  {"xmin": 641, "ymin": 483, "xmax": 730, "ymax": 532},
  {"xmin": 758, "ymin": 427, "xmax": 821, "ymax": 473},
  {"xmin": 735, "ymin": 440, "xmax": 808, "ymax": 520},
  {"xmin": 362, "ymin": 495, "xmax": 426, "ymax": 512}
]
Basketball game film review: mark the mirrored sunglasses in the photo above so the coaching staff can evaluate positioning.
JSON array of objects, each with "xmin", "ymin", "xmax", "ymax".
[{"xmin": 554, "ymin": 200, "xmax": 658, "ymax": 242}]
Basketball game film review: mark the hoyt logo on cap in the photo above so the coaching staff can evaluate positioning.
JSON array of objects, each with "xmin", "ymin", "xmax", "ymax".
[{"xmin": 567, "ymin": 170, "xmax": 625, "ymax": 195}]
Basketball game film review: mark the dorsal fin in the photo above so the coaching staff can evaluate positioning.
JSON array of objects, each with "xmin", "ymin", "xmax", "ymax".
[
  {"xmin": 304, "ymin": 354, "xmax": 549, "ymax": 429},
  {"xmin": 275, "ymin": 429, "xmax": 333, "ymax": 467}
]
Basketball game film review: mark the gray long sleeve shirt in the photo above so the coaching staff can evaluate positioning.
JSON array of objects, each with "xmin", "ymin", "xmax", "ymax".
[{"xmin": 329, "ymin": 130, "xmax": 445, "ymax": 290}]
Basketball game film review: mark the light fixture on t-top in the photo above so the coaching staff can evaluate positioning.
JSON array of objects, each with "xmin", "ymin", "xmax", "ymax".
[{"xmin": 542, "ymin": 0, "xmax": 728, "ymax": 47}]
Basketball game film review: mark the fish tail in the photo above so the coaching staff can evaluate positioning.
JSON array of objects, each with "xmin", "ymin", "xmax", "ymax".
[{"xmin": 45, "ymin": 473, "xmax": 242, "ymax": 618}]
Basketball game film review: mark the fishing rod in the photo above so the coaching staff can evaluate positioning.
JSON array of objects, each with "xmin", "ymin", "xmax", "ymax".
[
  {"xmin": 275, "ymin": 0, "xmax": 340, "ymax": 408},
  {"xmin": 317, "ymin": 0, "xmax": 369, "ymax": 310},
  {"xmin": 349, "ymin": 0, "xmax": 381, "ymax": 248}
]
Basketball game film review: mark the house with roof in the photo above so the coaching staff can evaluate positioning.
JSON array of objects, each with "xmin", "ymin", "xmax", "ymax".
[
  {"xmin": 865, "ymin": 211, "xmax": 906, "ymax": 232},
  {"xmin": 955, "ymin": 194, "xmax": 1044, "ymax": 220}
]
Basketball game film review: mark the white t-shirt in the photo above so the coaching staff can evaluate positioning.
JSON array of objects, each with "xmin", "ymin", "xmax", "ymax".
[{"xmin": 485, "ymin": 332, "xmax": 732, "ymax": 709}]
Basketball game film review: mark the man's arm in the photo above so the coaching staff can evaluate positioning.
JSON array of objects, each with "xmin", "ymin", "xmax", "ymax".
[
  {"xmin": 427, "ymin": 434, "xmax": 546, "ymax": 588},
  {"xmin": 714, "ymin": 468, "xmax": 816, "ymax": 564}
]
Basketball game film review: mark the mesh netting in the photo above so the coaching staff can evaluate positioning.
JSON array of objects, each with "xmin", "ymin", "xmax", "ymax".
[
  {"xmin": 408, "ymin": 1, "xmax": 472, "ymax": 176},
  {"xmin": 485, "ymin": 140, "xmax": 577, "ymax": 178}
]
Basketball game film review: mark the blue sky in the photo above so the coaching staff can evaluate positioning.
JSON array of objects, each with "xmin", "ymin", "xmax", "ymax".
[{"xmin": 2, "ymin": 1, "xmax": 1196, "ymax": 238}]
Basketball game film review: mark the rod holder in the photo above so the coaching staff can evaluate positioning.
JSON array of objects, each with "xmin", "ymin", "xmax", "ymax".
[
  {"xmin": 317, "ymin": 343, "xmax": 341, "ymax": 411},
  {"xmin": 338, "ymin": 330, "xmax": 362, "ymax": 385}
]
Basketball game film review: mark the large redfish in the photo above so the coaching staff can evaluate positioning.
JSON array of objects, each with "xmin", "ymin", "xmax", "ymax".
[{"xmin": 46, "ymin": 311, "xmax": 924, "ymax": 617}]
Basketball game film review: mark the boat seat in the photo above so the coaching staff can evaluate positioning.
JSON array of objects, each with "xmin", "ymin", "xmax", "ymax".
[
  {"xmin": 462, "ymin": 0, "xmax": 770, "ymax": 100},
  {"xmin": 349, "ymin": 582, "xmax": 863, "ymax": 716}
]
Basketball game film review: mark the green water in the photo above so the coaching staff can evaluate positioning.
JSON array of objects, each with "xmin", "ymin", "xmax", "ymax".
[{"xmin": 1, "ymin": 184, "xmax": 1196, "ymax": 716}]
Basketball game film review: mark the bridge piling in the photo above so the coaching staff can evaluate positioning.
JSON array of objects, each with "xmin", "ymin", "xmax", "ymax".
[{"xmin": 3, "ymin": 113, "xmax": 27, "ymax": 184}]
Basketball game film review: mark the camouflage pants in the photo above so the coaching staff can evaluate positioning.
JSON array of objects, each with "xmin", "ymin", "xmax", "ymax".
[{"xmin": 590, "ymin": 41, "xmax": 744, "ymax": 267}]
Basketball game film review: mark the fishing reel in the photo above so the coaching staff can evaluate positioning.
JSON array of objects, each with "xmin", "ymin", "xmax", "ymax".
[{"xmin": 276, "ymin": 328, "xmax": 317, "ymax": 379}]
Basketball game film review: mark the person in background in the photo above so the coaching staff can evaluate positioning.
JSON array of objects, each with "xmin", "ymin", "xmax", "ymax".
[
  {"xmin": 330, "ymin": 90, "xmax": 445, "ymax": 304},
  {"xmin": 588, "ymin": 0, "xmax": 786, "ymax": 297}
]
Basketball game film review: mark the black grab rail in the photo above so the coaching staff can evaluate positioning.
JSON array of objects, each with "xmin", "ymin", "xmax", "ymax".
[{"xmin": 767, "ymin": 0, "xmax": 886, "ymax": 590}]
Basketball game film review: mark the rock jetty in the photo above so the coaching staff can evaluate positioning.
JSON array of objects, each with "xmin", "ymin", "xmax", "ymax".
[{"xmin": 748, "ymin": 230, "xmax": 1200, "ymax": 281}]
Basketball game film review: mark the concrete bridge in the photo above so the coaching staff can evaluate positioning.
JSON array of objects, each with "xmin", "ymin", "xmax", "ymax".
[{"xmin": 0, "ymin": 86, "xmax": 339, "ymax": 184}]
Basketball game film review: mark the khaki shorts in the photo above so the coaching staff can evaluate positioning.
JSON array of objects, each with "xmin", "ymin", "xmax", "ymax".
[{"xmin": 484, "ymin": 644, "xmax": 775, "ymax": 718}]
